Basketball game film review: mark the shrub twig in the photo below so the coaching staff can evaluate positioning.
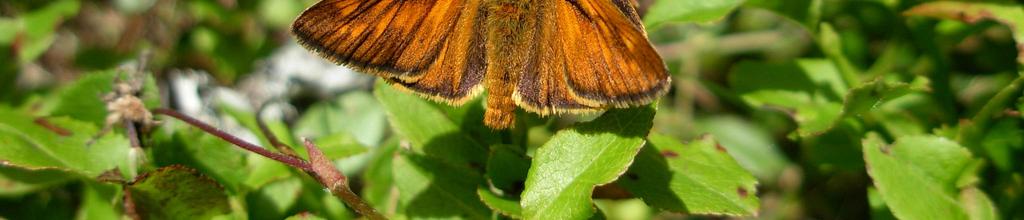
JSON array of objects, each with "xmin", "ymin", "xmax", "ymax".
[{"xmin": 152, "ymin": 108, "xmax": 386, "ymax": 219}]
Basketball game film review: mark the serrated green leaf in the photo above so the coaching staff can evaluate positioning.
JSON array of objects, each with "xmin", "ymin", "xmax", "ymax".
[
  {"xmin": 374, "ymin": 81, "xmax": 486, "ymax": 168},
  {"xmin": 863, "ymin": 134, "xmax": 976, "ymax": 220},
  {"xmin": 393, "ymin": 152, "xmax": 491, "ymax": 219},
  {"xmin": 521, "ymin": 105, "xmax": 655, "ymax": 219},
  {"xmin": 731, "ymin": 60, "xmax": 920, "ymax": 136},
  {"xmin": 128, "ymin": 165, "xmax": 230, "ymax": 219},
  {"xmin": 619, "ymin": 133, "xmax": 759, "ymax": 216},
  {"xmin": 0, "ymin": 108, "xmax": 130, "ymax": 177},
  {"xmin": 644, "ymin": 0, "xmax": 744, "ymax": 28}
]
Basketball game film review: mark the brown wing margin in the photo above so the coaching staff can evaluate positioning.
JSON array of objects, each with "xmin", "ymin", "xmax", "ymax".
[
  {"xmin": 514, "ymin": 0, "xmax": 669, "ymax": 115},
  {"xmin": 292, "ymin": 0, "xmax": 488, "ymax": 103}
]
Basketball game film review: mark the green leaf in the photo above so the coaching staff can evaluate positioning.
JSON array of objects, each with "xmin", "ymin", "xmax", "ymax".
[
  {"xmin": 0, "ymin": 108, "xmax": 130, "ymax": 177},
  {"xmin": 731, "ymin": 60, "xmax": 920, "ymax": 136},
  {"xmin": 0, "ymin": 165, "xmax": 74, "ymax": 197},
  {"xmin": 903, "ymin": 2, "xmax": 1024, "ymax": 64},
  {"xmin": 868, "ymin": 187, "xmax": 897, "ymax": 220},
  {"xmin": 50, "ymin": 70, "xmax": 160, "ymax": 126},
  {"xmin": 485, "ymin": 144, "xmax": 530, "ymax": 194},
  {"xmin": 618, "ymin": 133, "xmax": 759, "ymax": 216},
  {"xmin": 393, "ymin": 152, "xmax": 491, "ymax": 219},
  {"xmin": 374, "ymin": 81, "xmax": 486, "ymax": 167},
  {"xmin": 980, "ymin": 120, "xmax": 1021, "ymax": 171},
  {"xmin": 127, "ymin": 165, "xmax": 231, "ymax": 219},
  {"xmin": 362, "ymin": 137, "xmax": 400, "ymax": 213},
  {"xmin": 314, "ymin": 132, "xmax": 369, "ymax": 160},
  {"xmin": 960, "ymin": 187, "xmax": 999, "ymax": 220},
  {"xmin": 644, "ymin": 0, "xmax": 744, "ymax": 28},
  {"xmin": 246, "ymin": 178, "xmax": 303, "ymax": 219},
  {"xmin": 477, "ymin": 188, "xmax": 523, "ymax": 219},
  {"xmin": 76, "ymin": 182, "xmax": 121, "ymax": 220},
  {"xmin": 521, "ymin": 106, "xmax": 655, "ymax": 219},
  {"xmin": 295, "ymin": 91, "xmax": 387, "ymax": 147},
  {"xmin": 149, "ymin": 123, "xmax": 248, "ymax": 193},
  {"xmin": 243, "ymin": 153, "xmax": 292, "ymax": 190},
  {"xmin": 479, "ymin": 144, "xmax": 529, "ymax": 218},
  {"xmin": 863, "ymin": 134, "xmax": 976, "ymax": 220},
  {"xmin": 729, "ymin": 59, "xmax": 846, "ymax": 136},
  {"xmin": 14, "ymin": 0, "xmax": 81, "ymax": 63},
  {"xmin": 696, "ymin": 116, "xmax": 789, "ymax": 181},
  {"xmin": 745, "ymin": 0, "xmax": 821, "ymax": 31}
]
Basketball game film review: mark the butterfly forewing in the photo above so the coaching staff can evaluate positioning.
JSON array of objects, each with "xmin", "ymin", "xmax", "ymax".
[
  {"xmin": 292, "ymin": 0, "xmax": 487, "ymax": 103},
  {"xmin": 293, "ymin": 0, "xmax": 669, "ymax": 129},
  {"xmin": 514, "ymin": 0, "xmax": 670, "ymax": 115}
]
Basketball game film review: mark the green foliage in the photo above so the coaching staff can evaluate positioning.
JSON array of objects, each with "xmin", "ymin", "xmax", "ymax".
[
  {"xmin": 2, "ymin": 0, "xmax": 1024, "ymax": 219},
  {"xmin": 619, "ymin": 133, "xmax": 759, "ymax": 216},
  {"xmin": 863, "ymin": 134, "xmax": 991, "ymax": 220},
  {"xmin": 521, "ymin": 105, "xmax": 654, "ymax": 219},
  {"xmin": 644, "ymin": 0, "xmax": 744, "ymax": 28},
  {"xmin": 0, "ymin": 108, "xmax": 131, "ymax": 177},
  {"xmin": 127, "ymin": 165, "xmax": 231, "ymax": 219}
]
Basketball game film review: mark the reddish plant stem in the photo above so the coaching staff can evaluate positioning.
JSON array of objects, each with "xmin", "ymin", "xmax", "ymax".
[
  {"xmin": 123, "ymin": 121, "xmax": 141, "ymax": 149},
  {"xmin": 123, "ymin": 187, "xmax": 141, "ymax": 220},
  {"xmin": 152, "ymin": 108, "xmax": 312, "ymax": 173},
  {"xmin": 256, "ymin": 102, "xmax": 300, "ymax": 157},
  {"xmin": 153, "ymin": 108, "xmax": 385, "ymax": 219}
]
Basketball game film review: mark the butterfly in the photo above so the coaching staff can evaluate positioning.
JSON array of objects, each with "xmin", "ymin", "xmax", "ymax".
[{"xmin": 291, "ymin": 0, "xmax": 670, "ymax": 129}]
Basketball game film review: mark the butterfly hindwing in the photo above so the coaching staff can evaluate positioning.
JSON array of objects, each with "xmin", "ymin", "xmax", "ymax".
[
  {"xmin": 293, "ymin": 0, "xmax": 487, "ymax": 103},
  {"xmin": 515, "ymin": 0, "xmax": 670, "ymax": 115}
]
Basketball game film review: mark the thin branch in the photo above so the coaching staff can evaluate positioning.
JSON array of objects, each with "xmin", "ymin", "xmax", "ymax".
[
  {"xmin": 152, "ymin": 108, "xmax": 312, "ymax": 173},
  {"xmin": 256, "ymin": 101, "xmax": 299, "ymax": 157},
  {"xmin": 303, "ymin": 139, "xmax": 386, "ymax": 220},
  {"xmin": 153, "ymin": 108, "xmax": 385, "ymax": 219},
  {"xmin": 124, "ymin": 121, "xmax": 142, "ymax": 149}
]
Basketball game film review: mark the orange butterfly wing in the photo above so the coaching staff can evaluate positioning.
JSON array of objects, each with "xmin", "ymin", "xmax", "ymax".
[
  {"xmin": 292, "ymin": 0, "xmax": 487, "ymax": 103},
  {"xmin": 515, "ymin": 0, "xmax": 670, "ymax": 115}
]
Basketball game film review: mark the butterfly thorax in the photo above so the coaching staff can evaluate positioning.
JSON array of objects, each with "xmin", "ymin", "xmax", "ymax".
[{"xmin": 482, "ymin": 0, "xmax": 543, "ymax": 129}]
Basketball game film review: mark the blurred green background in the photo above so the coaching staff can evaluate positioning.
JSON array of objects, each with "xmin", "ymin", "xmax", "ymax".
[{"xmin": 1, "ymin": 0, "xmax": 1023, "ymax": 219}]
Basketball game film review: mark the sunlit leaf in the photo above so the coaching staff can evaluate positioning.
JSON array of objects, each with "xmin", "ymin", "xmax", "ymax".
[
  {"xmin": 863, "ymin": 134, "xmax": 983, "ymax": 220},
  {"xmin": 374, "ymin": 81, "xmax": 486, "ymax": 168},
  {"xmin": 0, "ymin": 108, "xmax": 130, "ymax": 177},
  {"xmin": 644, "ymin": 0, "xmax": 744, "ymax": 28},
  {"xmin": 521, "ymin": 105, "xmax": 655, "ymax": 219}
]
